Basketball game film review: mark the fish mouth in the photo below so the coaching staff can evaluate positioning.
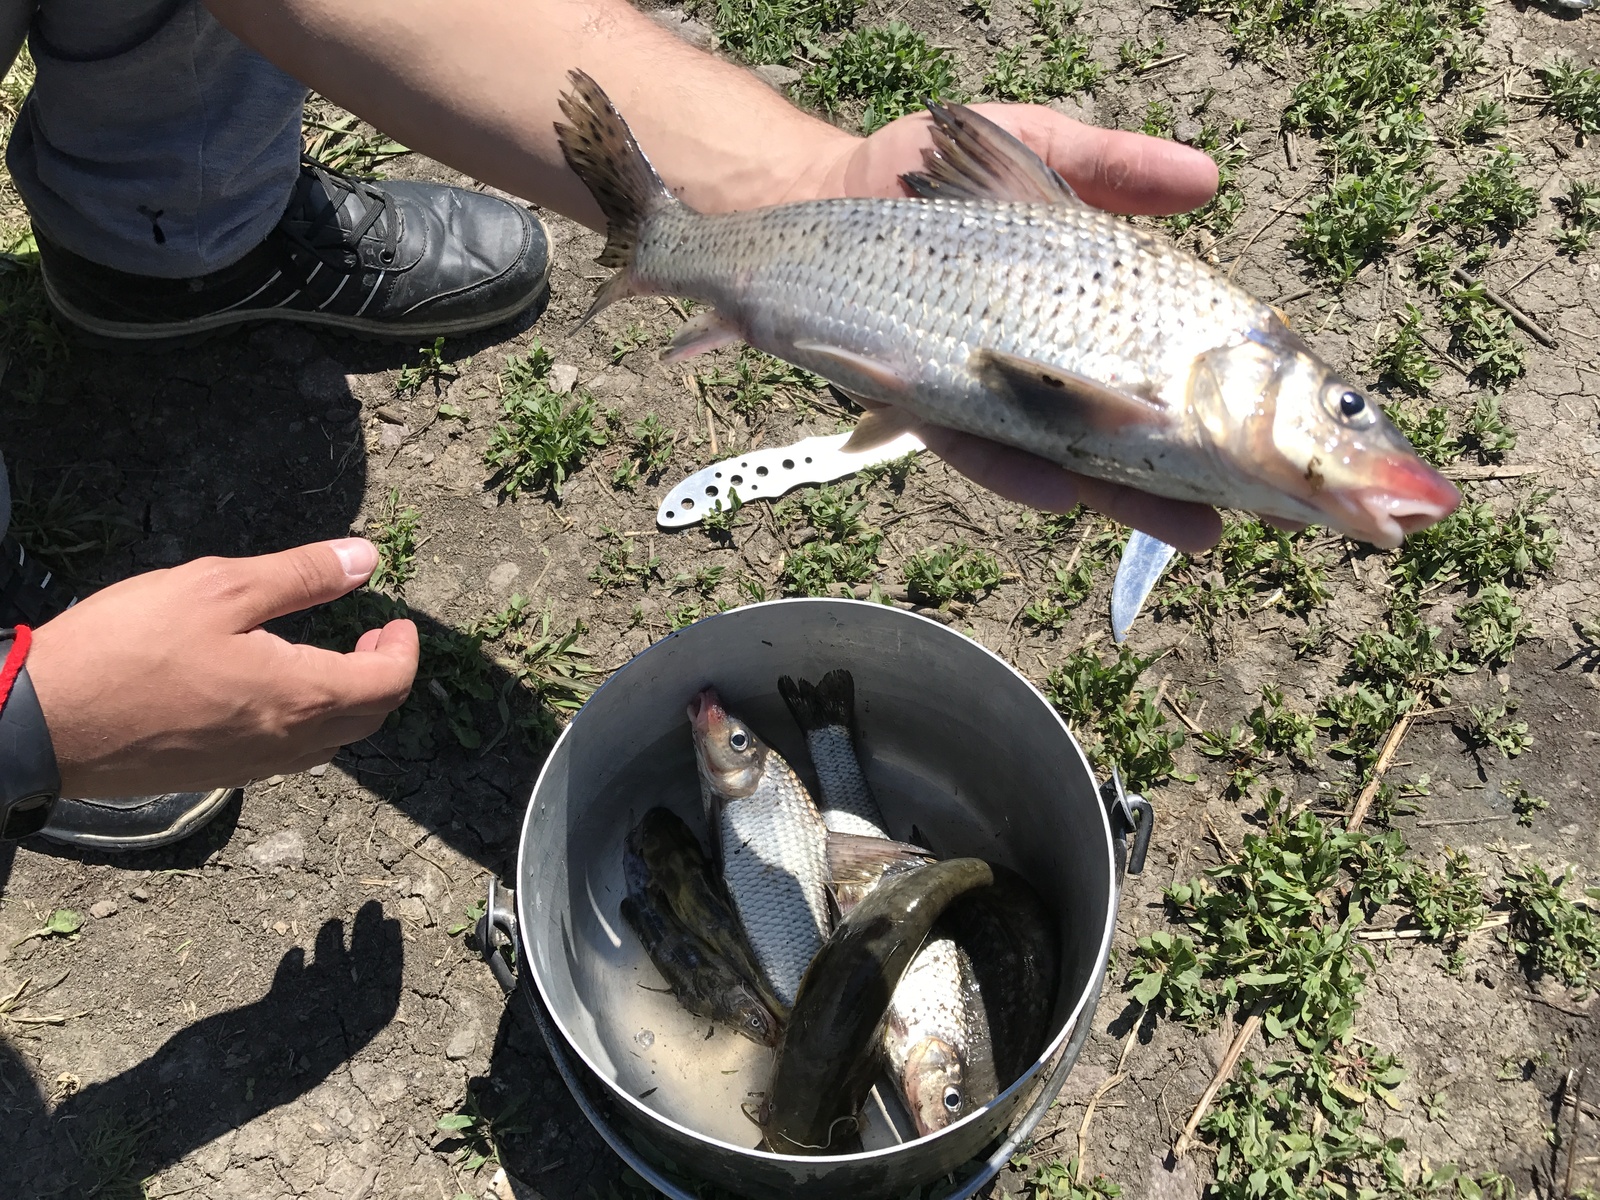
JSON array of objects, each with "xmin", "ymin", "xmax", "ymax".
[
  {"xmin": 686, "ymin": 686, "xmax": 726, "ymax": 732},
  {"xmin": 1311, "ymin": 459, "xmax": 1461, "ymax": 549}
]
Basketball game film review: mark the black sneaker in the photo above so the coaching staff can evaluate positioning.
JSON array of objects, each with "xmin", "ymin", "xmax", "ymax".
[
  {"xmin": 0, "ymin": 535, "xmax": 242, "ymax": 851},
  {"xmin": 36, "ymin": 156, "xmax": 551, "ymax": 343}
]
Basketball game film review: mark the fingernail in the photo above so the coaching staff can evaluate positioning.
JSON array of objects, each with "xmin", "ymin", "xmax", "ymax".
[{"xmin": 330, "ymin": 538, "xmax": 378, "ymax": 580}]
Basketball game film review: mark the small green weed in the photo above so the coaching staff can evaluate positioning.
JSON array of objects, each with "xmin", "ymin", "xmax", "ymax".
[
  {"xmin": 436, "ymin": 1093, "xmax": 531, "ymax": 1177},
  {"xmin": 1013, "ymin": 1156, "xmax": 1121, "ymax": 1199},
  {"xmin": 303, "ymin": 109, "xmax": 408, "ymax": 175},
  {"xmin": 774, "ymin": 482, "xmax": 883, "ymax": 596},
  {"xmin": 1139, "ymin": 101, "xmax": 1174, "ymax": 139},
  {"xmin": 1538, "ymin": 58, "xmax": 1600, "ymax": 135},
  {"xmin": 1504, "ymin": 779, "xmax": 1547, "ymax": 827},
  {"xmin": 1458, "ymin": 392, "xmax": 1516, "ymax": 462},
  {"xmin": 589, "ymin": 527, "xmax": 663, "ymax": 591},
  {"xmin": 1295, "ymin": 161, "xmax": 1437, "ymax": 282},
  {"xmin": 983, "ymin": 0, "xmax": 1101, "ymax": 102},
  {"xmin": 1459, "ymin": 701, "xmax": 1530, "ymax": 759},
  {"xmin": 1554, "ymin": 179, "xmax": 1600, "ymax": 255},
  {"xmin": 1441, "ymin": 280, "xmax": 1525, "ymax": 385},
  {"xmin": 609, "ymin": 323, "xmax": 652, "ymax": 363},
  {"xmin": 612, "ymin": 413, "xmax": 676, "ymax": 491},
  {"xmin": 1045, "ymin": 646, "xmax": 1185, "ymax": 791},
  {"xmin": 692, "ymin": 0, "xmax": 858, "ymax": 65},
  {"xmin": 11, "ymin": 907, "xmax": 83, "ymax": 950},
  {"xmin": 1401, "ymin": 848, "xmax": 1486, "ymax": 969},
  {"xmin": 1385, "ymin": 399, "xmax": 1455, "ymax": 466},
  {"xmin": 1117, "ymin": 36, "xmax": 1167, "ymax": 71},
  {"xmin": 1394, "ymin": 492, "xmax": 1557, "ymax": 594},
  {"xmin": 1454, "ymin": 582, "xmax": 1529, "ymax": 666},
  {"xmin": 1196, "ymin": 722, "xmax": 1263, "ymax": 800},
  {"xmin": 1024, "ymin": 558, "xmax": 1095, "ymax": 630},
  {"xmin": 1431, "ymin": 148, "xmax": 1539, "ymax": 241},
  {"xmin": 447, "ymin": 899, "xmax": 487, "ymax": 938},
  {"xmin": 1371, "ymin": 304, "xmax": 1441, "ymax": 395},
  {"xmin": 802, "ymin": 21, "xmax": 959, "ymax": 133},
  {"xmin": 903, "ymin": 541, "xmax": 1003, "ymax": 605},
  {"xmin": 6, "ymin": 470, "xmax": 134, "ymax": 579},
  {"xmin": 1167, "ymin": 119, "xmax": 1250, "ymax": 238},
  {"xmin": 1448, "ymin": 98, "xmax": 1505, "ymax": 143},
  {"xmin": 367, "ymin": 488, "xmax": 419, "ymax": 595},
  {"xmin": 78, "ymin": 1111, "xmax": 155, "ymax": 1200},
  {"xmin": 485, "ymin": 344, "xmax": 605, "ymax": 499},
  {"xmin": 396, "ymin": 336, "xmax": 459, "ymax": 397},
  {"xmin": 699, "ymin": 346, "xmax": 820, "ymax": 418},
  {"xmin": 1250, "ymin": 685, "xmax": 1319, "ymax": 764},
  {"xmin": 1500, "ymin": 862, "xmax": 1600, "ymax": 993}
]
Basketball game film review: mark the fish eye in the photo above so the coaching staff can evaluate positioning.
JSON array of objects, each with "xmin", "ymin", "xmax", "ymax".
[
  {"xmin": 1324, "ymin": 383, "xmax": 1375, "ymax": 427},
  {"xmin": 728, "ymin": 729, "xmax": 750, "ymax": 752},
  {"xmin": 943, "ymin": 1087, "xmax": 962, "ymax": 1111}
]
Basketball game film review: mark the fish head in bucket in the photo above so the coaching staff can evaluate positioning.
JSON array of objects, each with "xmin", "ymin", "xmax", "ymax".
[{"xmin": 688, "ymin": 685, "xmax": 771, "ymax": 803}]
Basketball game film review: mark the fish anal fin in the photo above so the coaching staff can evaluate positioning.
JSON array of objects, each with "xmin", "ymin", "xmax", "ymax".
[
  {"xmin": 574, "ymin": 271, "xmax": 638, "ymax": 331},
  {"xmin": 661, "ymin": 309, "xmax": 744, "ymax": 364},
  {"xmin": 842, "ymin": 407, "xmax": 920, "ymax": 453},
  {"xmin": 900, "ymin": 101, "xmax": 1084, "ymax": 206},
  {"xmin": 969, "ymin": 346, "xmax": 1166, "ymax": 434}
]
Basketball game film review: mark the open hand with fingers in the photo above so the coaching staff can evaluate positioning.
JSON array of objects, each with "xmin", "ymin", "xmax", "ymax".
[{"xmin": 27, "ymin": 539, "xmax": 418, "ymax": 798}]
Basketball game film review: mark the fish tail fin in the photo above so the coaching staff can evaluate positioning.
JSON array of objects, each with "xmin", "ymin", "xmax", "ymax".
[
  {"xmin": 778, "ymin": 669, "xmax": 856, "ymax": 733},
  {"xmin": 555, "ymin": 70, "xmax": 678, "ymax": 324}
]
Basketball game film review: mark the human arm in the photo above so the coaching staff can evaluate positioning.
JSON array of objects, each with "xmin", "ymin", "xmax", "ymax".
[
  {"xmin": 23, "ymin": 539, "xmax": 418, "ymax": 797},
  {"xmin": 204, "ymin": 0, "xmax": 1221, "ymax": 547}
]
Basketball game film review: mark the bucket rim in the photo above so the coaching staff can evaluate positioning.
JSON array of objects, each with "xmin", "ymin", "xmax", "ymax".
[{"xmin": 514, "ymin": 596, "xmax": 1120, "ymax": 1166}]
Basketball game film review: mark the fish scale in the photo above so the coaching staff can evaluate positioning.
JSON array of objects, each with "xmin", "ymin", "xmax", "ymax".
[
  {"xmin": 631, "ymin": 197, "xmax": 1270, "ymax": 501},
  {"xmin": 715, "ymin": 763, "xmax": 831, "ymax": 1011}
]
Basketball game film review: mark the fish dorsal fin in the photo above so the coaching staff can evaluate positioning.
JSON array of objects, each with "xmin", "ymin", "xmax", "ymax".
[
  {"xmin": 901, "ymin": 101, "xmax": 1085, "ymax": 206},
  {"xmin": 825, "ymin": 831, "xmax": 934, "ymax": 884},
  {"xmin": 969, "ymin": 347, "xmax": 1167, "ymax": 433}
]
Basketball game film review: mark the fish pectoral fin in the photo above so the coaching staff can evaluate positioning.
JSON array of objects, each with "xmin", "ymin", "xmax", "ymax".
[
  {"xmin": 842, "ymin": 406, "xmax": 921, "ymax": 453},
  {"xmin": 661, "ymin": 308, "xmax": 745, "ymax": 364},
  {"xmin": 900, "ymin": 102, "xmax": 1085, "ymax": 207},
  {"xmin": 968, "ymin": 346, "xmax": 1166, "ymax": 434},
  {"xmin": 791, "ymin": 340, "xmax": 916, "ymax": 401}
]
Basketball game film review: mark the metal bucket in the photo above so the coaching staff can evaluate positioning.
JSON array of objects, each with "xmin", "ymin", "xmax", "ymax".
[{"xmin": 478, "ymin": 598, "xmax": 1152, "ymax": 1200}]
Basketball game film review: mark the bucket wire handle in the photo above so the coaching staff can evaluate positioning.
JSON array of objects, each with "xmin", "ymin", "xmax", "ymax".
[
  {"xmin": 474, "ymin": 876, "xmax": 518, "ymax": 995},
  {"xmin": 1100, "ymin": 765, "xmax": 1154, "ymax": 877}
]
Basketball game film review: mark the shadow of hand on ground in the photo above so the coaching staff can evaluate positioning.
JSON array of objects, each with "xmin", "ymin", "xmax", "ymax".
[{"xmin": 0, "ymin": 899, "xmax": 401, "ymax": 1197}]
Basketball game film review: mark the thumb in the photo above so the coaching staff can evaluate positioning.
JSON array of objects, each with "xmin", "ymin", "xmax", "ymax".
[{"xmin": 217, "ymin": 538, "xmax": 379, "ymax": 628}]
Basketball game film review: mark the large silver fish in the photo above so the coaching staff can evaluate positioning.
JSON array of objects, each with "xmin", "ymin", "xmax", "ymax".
[
  {"xmin": 688, "ymin": 687, "xmax": 831, "ymax": 1011},
  {"xmin": 555, "ymin": 71, "xmax": 1460, "ymax": 549}
]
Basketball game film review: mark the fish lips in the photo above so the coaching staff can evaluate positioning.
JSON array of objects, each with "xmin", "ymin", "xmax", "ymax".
[
  {"xmin": 1307, "ymin": 456, "xmax": 1461, "ymax": 549},
  {"xmin": 686, "ymin": 686, "xmax": 727, "ymax": 732}
]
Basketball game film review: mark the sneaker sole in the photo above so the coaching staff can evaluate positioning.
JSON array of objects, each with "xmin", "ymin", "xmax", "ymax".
[
  {"xmin": 42, "ymin": 212, "xmax": 553, "ymax": 347},
  {"xmin": 37, "ymin": 786, "xmax": 240, "ymax": 853}
]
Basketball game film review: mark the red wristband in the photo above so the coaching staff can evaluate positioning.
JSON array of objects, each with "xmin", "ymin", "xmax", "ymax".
[{"xmin": 0, "ymin": 625, "xmax": 34, "ymax": 714}]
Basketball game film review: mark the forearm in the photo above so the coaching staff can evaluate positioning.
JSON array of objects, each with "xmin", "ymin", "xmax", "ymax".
[{"xmin": 204, "ymin": 0, "xmax": 855, "ymax": 228}]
